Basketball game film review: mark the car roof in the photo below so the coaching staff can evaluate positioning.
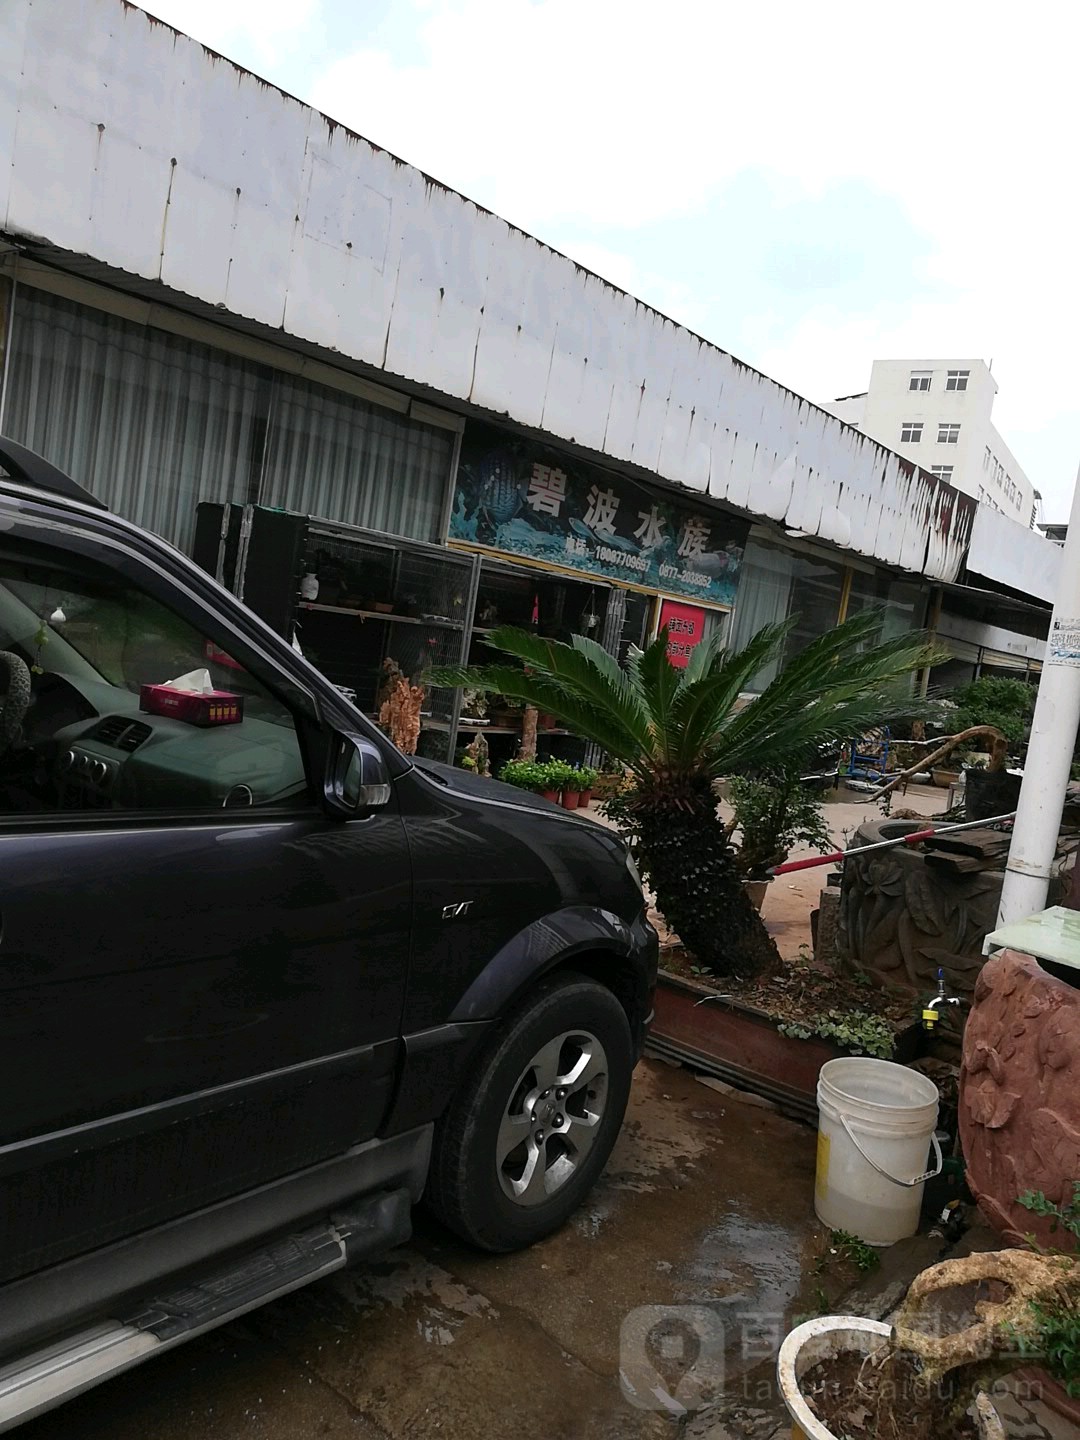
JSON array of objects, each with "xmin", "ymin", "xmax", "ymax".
[{"xmin": 0, "ymin": 436, "xmax": 107, "ymax": 511}]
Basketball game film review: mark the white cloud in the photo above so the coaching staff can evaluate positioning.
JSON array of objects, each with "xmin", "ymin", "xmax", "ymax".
[{"xmin": 139, "ymin": 0, "xmax": 319, "ymax": 68}]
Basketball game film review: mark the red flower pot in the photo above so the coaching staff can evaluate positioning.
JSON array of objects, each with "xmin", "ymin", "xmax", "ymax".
[
  {"xmin": 540, "ymin": 788, "xmax": 560, "ymax": 803},
  {"xmin": 578, "ymin": 789, "xmax": 593, "ymax": 807},
  {"xmin": 561, "ymin": 790, "xmax": 580, "ymax": 810}
]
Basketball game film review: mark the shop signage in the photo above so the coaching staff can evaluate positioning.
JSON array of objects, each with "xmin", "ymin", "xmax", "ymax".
[
  {"xmin": 449, "ymin": 428, "xmax": 748, "ymax": 607},
  {"xmin": 657, "ymin": 598, "xmax": 708, "ymax": 668}
]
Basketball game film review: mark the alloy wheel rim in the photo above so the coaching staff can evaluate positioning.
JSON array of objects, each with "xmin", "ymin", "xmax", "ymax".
[{"xmin": 496, "ymin": 1029, "xmax": 609, "ymax": 1207}]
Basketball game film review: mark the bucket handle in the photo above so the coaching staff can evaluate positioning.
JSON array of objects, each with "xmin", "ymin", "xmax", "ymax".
[{"xmin": 838, "ymin": 1116, "xmax": 943, "ymax": 1189}]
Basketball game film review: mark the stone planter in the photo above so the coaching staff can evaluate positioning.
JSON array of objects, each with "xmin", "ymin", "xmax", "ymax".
[
  {"xmin": 649, "ymin": 971, "xmax": 845, "ymax": 1121},
  {"xmin": 959, "ymin": 949, "xmax": 1080, "ymax": 1250}
]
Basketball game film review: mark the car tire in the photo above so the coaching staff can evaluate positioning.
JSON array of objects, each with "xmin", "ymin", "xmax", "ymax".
[{"xmin": 425, "ymin": 972, "xmax": 634, "ymax": 1252}]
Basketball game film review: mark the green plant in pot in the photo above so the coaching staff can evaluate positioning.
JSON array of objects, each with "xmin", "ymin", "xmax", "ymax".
[
  {"xmin": 499, "ymin": 759, "xmax": 549, "ymax": 794},
  {"xmin": 433, "ymin": 609, "xmax": 935, "ymax": 978},
  {"xmin": 544, "ymin": 758, "xmax": 578, "ymax": 807},
  {"xmin": 575, "ymin": 765, "xmax": 598, "ymax": 805},
  {"xmin": 729, "ymin": 765, "xmax": 833, "ymax": 887}
]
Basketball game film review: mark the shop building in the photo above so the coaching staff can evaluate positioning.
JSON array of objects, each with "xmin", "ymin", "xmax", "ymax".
[{"xmin": 0, "ymin": 0, "xmax": 1062, "ymax": 761}]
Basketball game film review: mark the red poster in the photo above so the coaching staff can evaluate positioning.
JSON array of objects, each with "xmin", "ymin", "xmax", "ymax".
[{"xmin": 658, "ymin": 599, "xmax": 707, "ymax": 669}]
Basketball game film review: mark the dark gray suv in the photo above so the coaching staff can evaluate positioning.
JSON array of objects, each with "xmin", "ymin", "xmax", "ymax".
[{"xmin": 0, "ymin": 438, "xmax": 656, "ymax": 1431}]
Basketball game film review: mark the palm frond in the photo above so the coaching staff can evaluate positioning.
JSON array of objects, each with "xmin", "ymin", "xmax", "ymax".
[{"xmin": 633, "ymin": 629, "xmax": 684, "ymax": 763}]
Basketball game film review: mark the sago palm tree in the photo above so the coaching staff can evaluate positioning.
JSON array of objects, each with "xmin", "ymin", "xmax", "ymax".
[{"xmin": 434, "ymin": 610, "xmax": 936, "ymax": 978}]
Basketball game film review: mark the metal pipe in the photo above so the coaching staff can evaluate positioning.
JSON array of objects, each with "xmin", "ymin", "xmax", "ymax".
[
  {"xmin": 768, "ymin": 811, "xmax": 1017, "ymax": 876},
  {"xmin": 998, "ymin": 460, "xmax": 1080, "ymax": 924}
]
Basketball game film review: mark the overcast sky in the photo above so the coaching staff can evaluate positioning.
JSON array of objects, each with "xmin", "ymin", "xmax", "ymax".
[{"xmin": 144, "ymin": 0, "xmax": 1079, "ymax": 518}]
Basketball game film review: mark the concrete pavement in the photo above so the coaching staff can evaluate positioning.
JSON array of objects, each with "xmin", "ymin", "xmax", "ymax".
[{"xmin": 20, "ymin": 1060, "xmax": 823, "ymax": 1440}]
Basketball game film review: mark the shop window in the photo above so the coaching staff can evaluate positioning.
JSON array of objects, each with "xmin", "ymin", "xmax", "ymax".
[
  {"xmin": 844, "ymin": 569, "xmax": 925, "ymax": 641},
  {"xmin": 728, "ymin": 538, "xmax": 847, "ymax": 690}
]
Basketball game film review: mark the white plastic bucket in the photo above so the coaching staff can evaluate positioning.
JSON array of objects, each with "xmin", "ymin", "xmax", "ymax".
[{"xmin": 815, "ymin": 1057, "xmax": 940, "ymax": 1246}]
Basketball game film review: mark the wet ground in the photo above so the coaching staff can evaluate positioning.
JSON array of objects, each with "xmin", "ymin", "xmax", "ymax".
[{"xmin": 20, "ymin": 1059, "xmax": 824, "ymax": 1440}]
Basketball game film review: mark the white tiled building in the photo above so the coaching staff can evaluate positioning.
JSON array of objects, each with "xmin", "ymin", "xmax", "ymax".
[{"xmin": 823, "ymin": 360, "xmax": 1036, "ymax": 527}]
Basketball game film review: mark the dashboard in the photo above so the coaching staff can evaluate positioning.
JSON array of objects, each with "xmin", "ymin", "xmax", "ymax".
[{"xmin": 9, "ymin": 671, "xmax": 309, "ymax": 813}]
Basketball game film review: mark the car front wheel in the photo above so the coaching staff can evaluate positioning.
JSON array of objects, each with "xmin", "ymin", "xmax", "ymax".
[{"xmin": 425, "ymin": 973, "xmax": 634, "ymax": 1251}]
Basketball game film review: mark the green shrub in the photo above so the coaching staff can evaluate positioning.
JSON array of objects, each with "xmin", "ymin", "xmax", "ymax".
[
  {"xmin": 1011, "ymin": 1185, "xmax": 1080, "ymax": 1396},
  {"xmin": 777, "ymin": 1009, "xmax": 896, "ymax": 1059},
  {"xmin": 544, "ymin": 758, "xmax": 577, "ymax": 791},
  {"xmin": 499, "ymin": 759, "xmax": 548, "ymax": 791},
  {"xmin": 729, "ymin": 768, "xmax": 833, "ymax": 879},
  {"xmin": 950, "ymin": 676, "xmax": 1034, "ymax": 746}
]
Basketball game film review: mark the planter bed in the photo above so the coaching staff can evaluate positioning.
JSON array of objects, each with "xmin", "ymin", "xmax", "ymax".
[
  {"xmin": 649, "ymin": 971, "xmax": 846, "ymax": 1123},
  {"xmin": 648, "ymin": 961, "xmax": 922, "ymax": 1124}
]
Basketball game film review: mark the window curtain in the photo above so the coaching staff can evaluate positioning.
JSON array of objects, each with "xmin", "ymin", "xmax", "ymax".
[
  {"xmin": 259, "ymin": 373, "xmax": 453, "ymax": 543},
  {"xmin": 730, "ymin": 538, "xmax": 850, "ymax": 690},
  {"xmin": 729, "ymin": 539, "xmax": 797, "ymax": 688},
  {"xmin": 4, "ymin": 288, "xmax": 268, "ymax": 552}
]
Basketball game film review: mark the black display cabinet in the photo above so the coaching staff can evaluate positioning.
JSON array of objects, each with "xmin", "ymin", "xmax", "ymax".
[{"xmin": 194, "ymin": 503, "xmax": 480, "ymax": 762}]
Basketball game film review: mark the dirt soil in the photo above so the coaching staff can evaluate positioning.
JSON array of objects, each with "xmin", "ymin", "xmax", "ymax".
[
  {"xmin": 661, "ymin": 948, "xmax": 920, "ymax": 1035},
  {"xmin": 802, "ymin": 1349, "xmax": 975, "ymax": 1440}
]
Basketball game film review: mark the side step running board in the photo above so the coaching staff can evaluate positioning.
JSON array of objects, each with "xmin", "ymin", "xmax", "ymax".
[{"xmin": 0, "ymin": 1188, "xmax": 411, "ymax": 1433}]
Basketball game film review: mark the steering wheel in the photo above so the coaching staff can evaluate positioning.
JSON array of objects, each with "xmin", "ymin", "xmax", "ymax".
[{"xmin": 0, "ymin": 651, "xmax": 32, "ymax": 754}]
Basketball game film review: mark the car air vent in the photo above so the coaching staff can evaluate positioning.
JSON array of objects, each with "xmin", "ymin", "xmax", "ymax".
[
  {"xmin": 117, "ymin": 721, "xmax": 152, "ymax": 752},
  {"xmin": 90, "ymin": 717, "xmax": 152, "ymax": 752},
  {"xmin": 90, "ymin": 716, "xmax": 129, "ymax": 746}
]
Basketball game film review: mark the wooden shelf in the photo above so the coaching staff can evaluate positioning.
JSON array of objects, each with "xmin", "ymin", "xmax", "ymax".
[{"xmin": 298, "ymin": 601, "xmax": 463, "ymax": 630}]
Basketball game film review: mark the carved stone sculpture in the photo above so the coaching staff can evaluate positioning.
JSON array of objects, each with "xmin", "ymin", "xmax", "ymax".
[
  {"xmin": 959, "ymin": 949, "xmax": 1080, "ymax": 1248},
  {"xmin": 837, "ymin": 822, "xmax": 1005, "ymax": 1001}
]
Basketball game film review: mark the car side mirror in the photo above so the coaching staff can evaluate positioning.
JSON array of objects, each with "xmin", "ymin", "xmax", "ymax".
[{"xmin": 324, "ymin": 733, "xmax": 392, "ymax": 817}]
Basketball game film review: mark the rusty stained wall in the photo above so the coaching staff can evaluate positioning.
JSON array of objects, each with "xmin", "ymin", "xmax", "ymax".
[{"xmin": 0, "ymin": 0, "xmax": 984, "ymax": 581}]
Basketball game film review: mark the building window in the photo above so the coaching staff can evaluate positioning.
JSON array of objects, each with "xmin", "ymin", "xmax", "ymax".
[
  {"xmin": 931, "ymin": 465, "xmax": 954, "ymax": 479},
  {"xmin": 945, "ymin": 369, "xmax": 970, "ymax": 391},
  {"xmin": 900, "ymin": 422, "xmax": 924, "ymax": 443},
  {"xmin": 984, "ymin": 446, "xmax": 992, "ymax": 471},
  {"xmin": 938, "ymin": 423, "xmax": 961, "ymax": 444},
  {"xmin": 909, "ymin": 370, "xmax": 932, "ymax": 391}
]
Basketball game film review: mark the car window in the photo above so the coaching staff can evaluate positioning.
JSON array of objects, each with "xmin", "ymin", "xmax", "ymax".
[{"xmin": 0, "ymin": 543, "xmax": 310, "ymax": 815}]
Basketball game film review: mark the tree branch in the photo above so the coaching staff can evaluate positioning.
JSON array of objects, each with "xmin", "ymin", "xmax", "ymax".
[{"xmin": 876, "ymin": 726, "xmax": 1009, "ymax": 798}]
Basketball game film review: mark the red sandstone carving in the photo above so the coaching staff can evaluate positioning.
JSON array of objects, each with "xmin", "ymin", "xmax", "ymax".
[{"xmin": 959, "ymin": 950, "xmax": 1080, "ymax": 1248}]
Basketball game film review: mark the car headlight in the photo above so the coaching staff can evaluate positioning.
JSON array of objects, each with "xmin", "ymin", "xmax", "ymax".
[{"xmin": 625, "ymin": 848, "xmax": 644, "ymax": 893}]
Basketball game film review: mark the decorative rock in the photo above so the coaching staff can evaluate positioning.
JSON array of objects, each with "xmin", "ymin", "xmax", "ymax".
[{"xmin": 959, "ymin": 949, "xmax": 1080, "ymax": 1248}]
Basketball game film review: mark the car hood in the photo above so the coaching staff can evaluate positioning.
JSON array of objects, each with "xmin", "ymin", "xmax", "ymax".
[{"xmin": 412, "ymin": 757, "xmax": 574, "ymax": 817}]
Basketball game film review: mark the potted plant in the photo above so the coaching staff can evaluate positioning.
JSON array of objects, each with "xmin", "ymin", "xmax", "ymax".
[
  {"xmin": 728, "ymin": 767, "xmax": 833, "ymax": 912},
  {"xmin": 546, "ymin": 759, "xmax": 579, "ymax": 808},
  {"xmin": 498, "ymin": 760, "xmax": 558, "ymax": 806},
  {"xmin": 777, "ymin": 1308, "xmax": 1006, "ymax": 1440},
  {"xmin": 576, "ymin": 765, "xmax": 598, "ymax": 807}
]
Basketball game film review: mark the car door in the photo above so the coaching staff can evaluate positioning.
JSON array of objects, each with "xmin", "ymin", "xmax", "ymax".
[{"xmin": 0, "ymin": 519, "xmax": 411, "ymax": 1285}]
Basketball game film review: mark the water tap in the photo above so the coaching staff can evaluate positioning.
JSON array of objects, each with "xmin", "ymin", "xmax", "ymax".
[{"xmin": 922, "ymin": 968, "xmax": 963, "ymax": 1031}]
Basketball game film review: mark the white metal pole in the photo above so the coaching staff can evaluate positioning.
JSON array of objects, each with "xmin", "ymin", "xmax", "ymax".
[{"xmin": 998, "ymin": 461, "xmax": 1080, "ymax": 924}]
